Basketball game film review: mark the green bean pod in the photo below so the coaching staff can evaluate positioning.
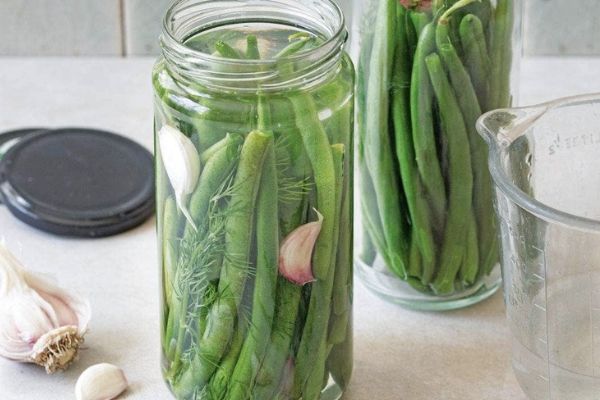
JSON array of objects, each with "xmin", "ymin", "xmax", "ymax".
[
  {"xmin": 228, "ymin": 140, "xmax": 279, "ymax": 399},
  {"xmin": 425, "ymin": 54, "xmax": 474, "ymax": 295},
  {"xmin": 365, "ymin": 0, "xmax": 410, "ymax": 277},
  {"xmin": 294, "ymin": 144, "xmax": 345, "ymax": 397},
  {"xmin": 459, "ymin": 14, "xmax": 491, "ymax": 107},
  {"xmin": 393, "ymin": 4, "xmax": 436, "ymax": 267},
  {"xmin": 411, "ymin": 22, "xmax": 448, "ymax": 228}
]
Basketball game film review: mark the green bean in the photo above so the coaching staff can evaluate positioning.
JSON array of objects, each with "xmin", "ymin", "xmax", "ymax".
[
  {"xmin": 365, "ymin": 0, "xmax": 409, "ymax": 277},
  {"xmin": 288, "ymin": 94, "xmax": 335, "ymax": 281},
  {"xmin": 331, "ymin": 99, "xmax": 352, "ymax": 316},
  {"xmin": 426, "ymin": 54, "xmax": 474, "ymax": 295},
  {"xmin": 328, "ymin": 307, "xmax": 349, "ymax": 345},
  {"xmin": 215, "ymin": 40, "xmax": 245, "ymax": 59},
  {"xmin": 332, "ymin": 189, "xmax": 351, "ymax": 316},
  {"xmin": 294, "ymin": 144, "xmax": 345, "ymax": 397},
  {"xmin": 437, "ymin": 40, "xmax": 497, "ymax": 285},
  {"xmin": 490, "ymin": 0, "xmax": 514, "ymax": 110},
  {"xmin": 407, "ymin": 276, "xmax": 434, "ymax": 294},
  {"xmin": 459, "ymin": 15, "xmax": 490, "ymax": 107},
  {"xmin": 208, "ymin": 317, "xmax": 249, "ymax": 399},
  {"xmin": 361, "ymin": 199, "xmax": 392, "ymax": 267},
  {"xmin": 408, "ymin": 233, "xmax": 423, "ymax": 278},
  {"xmin": 246, "ymin": 35, "xmax": 260, "ymax": 59},
  {"xmin": 460, "ymin": 213, "xmax": 479, "ymax": 284},
  {"xmin": 304, "ymin": 338, "xmax": 328, "ymax": 399},
  {"xmin": 173, "ymin": 130, "xmax": 271, "ymax": 397},
  {"xmin": 252, "ymin": 280, "xmax": 302, "ymax": 399},
  {"xmin": 182, "ymin": 142, "xmax": 240, "ymax": 239},
  {"xmin": 327, "ymin": 315, "xmax": 353, "ymax": 391},
  {"xmin": 411, "ymin": 12, "xmax": 431, "ymax": 37},
  {"xmin": 411, "ymin": 22, "xmax": 447, "ymax": 228},
  {"xmin": 228, "ymin": 141, "xmax": 279, "ymax": 399},
  {"xmin": 162, "ymin": 196, "xmax": 180, "ymax": 307},
  {"xmin": 392, "ymin": 4, "xmax": 436, "ymax": 267},
  {"xmin": 199, "ymin": 133, "xmax": 243, "ymax": 166}
]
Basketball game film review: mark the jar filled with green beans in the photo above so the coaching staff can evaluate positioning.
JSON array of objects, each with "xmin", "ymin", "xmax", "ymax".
[
  {"xmin": 154, "ymin": 0, "xmax": 354, "ymax": 398},
  {"xmin": 353, "ymin": 0, "xmax": 521, "ymax": 310}
]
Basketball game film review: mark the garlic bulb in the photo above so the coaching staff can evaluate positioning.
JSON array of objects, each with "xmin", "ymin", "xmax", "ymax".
[
  {"xmin": 75, "ymin": 363, "xmax": 129, "ymax": 400},
  {"xmin": 278, "ymin": 209, "xmax": 322, "ymax": 285},
  {"xmin": 0, "ymin": 242, "xmax": 91, "ymax": 373},
  {"xmin": 158, "ymin": 125, "xmax": 201, "ymax": 231}
]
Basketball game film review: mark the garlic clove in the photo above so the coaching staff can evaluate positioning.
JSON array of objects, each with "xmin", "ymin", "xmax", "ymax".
[
  {"xmin": 158, "ymin": 125, "xmax": 201, "ymax": 231},
  {"xmin": 278, "ymin": 209, "xmax": 322, "ymax": 285},
  {"xmin": 75, "ymin": 363, "xmax": 129, "ymax": 400},
  {"xmin": 0, "ymin": 242, "xmax": 91, "ymax": 373}
]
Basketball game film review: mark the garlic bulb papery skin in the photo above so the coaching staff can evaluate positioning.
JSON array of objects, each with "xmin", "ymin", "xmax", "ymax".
[
  {"xmin": 278, "ymin": 209, "xmax": 323, "ymax": 285},
  {"xmin": 0, "ymin": 242, "xmax": 91, "ymax": 373},
  {"xmin": 158, "ymin": 125, "xmax": 201, "ymax": 231},
  {"xmin": 75, "ymin": 363, "xmax": 129, "ymax": 400}
]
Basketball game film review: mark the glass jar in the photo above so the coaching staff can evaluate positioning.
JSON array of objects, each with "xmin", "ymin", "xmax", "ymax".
[
  {"xmin": 154, "ymin": 0, "xmax": 354, "ymax": 398},
  {"xmin": 352, "ymin": 0, "xmax": 522, "ymax": 310}
]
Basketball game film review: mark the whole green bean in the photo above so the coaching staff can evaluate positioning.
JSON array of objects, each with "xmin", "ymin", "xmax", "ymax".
[
  {"xmin": 228, "ymin": 139, "xmax": 278, "ymax": 399},
  {"xmin": 437, "ymin": 40, "xmax": 498, "ymax": 284},
  {"xmin": 173, "ymin": 130, "xmax": 271, "ymax": 397},
  {"xmin": 288, "ymin": 93, "xmax": 335, "ymax": 281},
  {"xmin": 411, "ymin": 22, "xmax": 447, "ymax": 228},
  {"xmin": 294, "ymin": 144, "xmax": 345, "ymax": 397},
  {"xmin": 490, "ymin": 0, "xmax": 514, "ymax": 110},
  {"xmin": 392, "ymin": 4, "xmax": 436, "ymax": 267},
  {"xmin": 426, "ymin": 54, "xmax": 474, "ymax": 295},
  {"xmin": 459, "ymin": 14, "xmax": 490, "ymax": 106},
  {"xmin": 365, "ymin": 0, "xmax": 409, "ymax": 277}
]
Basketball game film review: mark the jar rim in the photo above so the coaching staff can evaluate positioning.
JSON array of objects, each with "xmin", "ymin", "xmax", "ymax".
[{"xmin": 159, "ymin": 0, "xmax": 348, "ymax": 90}]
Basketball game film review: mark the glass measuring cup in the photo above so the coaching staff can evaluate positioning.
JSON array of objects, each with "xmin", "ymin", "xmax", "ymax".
[{"xmin": 478, "ymin": 93, "xmax": 600, "ymax": 400}]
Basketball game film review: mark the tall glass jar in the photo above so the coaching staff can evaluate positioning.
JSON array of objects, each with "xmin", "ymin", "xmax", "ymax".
[
  {"xmin": 154, "ymin": 0, "xmax": 354, "ymax": 398},
  {"xmin": 353, "ymin": 0, "xmax": 522, "ymax": 310}
]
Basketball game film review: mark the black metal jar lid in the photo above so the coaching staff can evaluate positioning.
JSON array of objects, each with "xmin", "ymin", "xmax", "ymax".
[{"xmin": 0, "ymin": 127, "xmax": 155, "ymax": 238}]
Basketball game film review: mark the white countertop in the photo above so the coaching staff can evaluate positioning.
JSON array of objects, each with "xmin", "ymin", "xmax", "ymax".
[{"xmin": 0, "ymin": 56, "xmax": 599, "ymax": 400}]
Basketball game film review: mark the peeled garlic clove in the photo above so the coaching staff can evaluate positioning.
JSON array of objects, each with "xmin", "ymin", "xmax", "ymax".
[
  {"xmin": 76, "ymin": 363, "xmax": 129, "ymax": 400},
  {"xmin": 278, "ymin": 209, "xmax": 322, "ymax": 285},
  {"xmin": 158, "ymin": 125, "xmax": 201, "ymax": 231},
  {"xmin": 0, "ymin": 242, "xmax": 91, "ymax": 373}
]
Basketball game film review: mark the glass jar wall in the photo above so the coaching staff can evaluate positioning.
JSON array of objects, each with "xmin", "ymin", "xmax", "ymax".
[
  {"xmin": 154, "ymin": 0, "xmax": 354, "ymax": 398},
  {"xmin": 353, "ymin": 0, "xmax": 522, "ymax": 310}
]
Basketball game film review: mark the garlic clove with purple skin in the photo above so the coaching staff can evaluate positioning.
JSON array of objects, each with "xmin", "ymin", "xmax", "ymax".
[
  {"xmin": 158, "ymin": 125, "xmax": 201, "ymax": 231},
  {"xmin": 0, "ymin": 242, "xmax": 91, "ymax": 373},
  {"xmin": 278, "ymin": 209, "xmax": 322, "ymax": 285}
]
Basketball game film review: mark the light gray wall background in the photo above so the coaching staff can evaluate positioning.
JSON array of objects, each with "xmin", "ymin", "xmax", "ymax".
[{"xmin": 0, "ymin": 0, "xmax": 598, "ymax": 56}]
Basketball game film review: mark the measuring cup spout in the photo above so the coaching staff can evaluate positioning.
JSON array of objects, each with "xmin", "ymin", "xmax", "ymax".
[{"xmin": 476, "ymin": 105, "xmax": 549, "ymax": 153}]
